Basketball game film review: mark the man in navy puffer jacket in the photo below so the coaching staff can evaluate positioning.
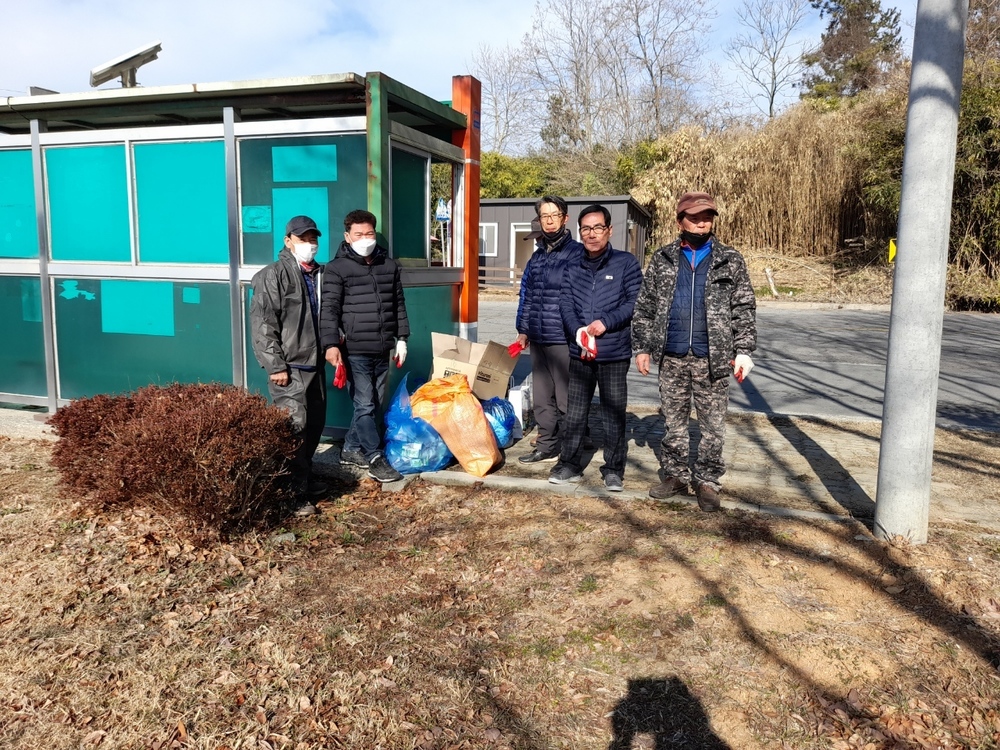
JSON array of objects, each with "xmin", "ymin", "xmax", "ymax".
[
  {"xmin": 548, "ymin": 204, "xmax": 642, "ymax": 491},
  {"xmin": 513, "ymin": 196, "xmax": 584, "ymax": 463}
]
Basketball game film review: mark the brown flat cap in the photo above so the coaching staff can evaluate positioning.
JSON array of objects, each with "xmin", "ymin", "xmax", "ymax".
[
  {"xmin": 524, "ymin": 217, "xmax": 543, "ymax": 240},
  {"xmin": 676, "ymin": 191, "xmax": 718, "ymax": 219}
]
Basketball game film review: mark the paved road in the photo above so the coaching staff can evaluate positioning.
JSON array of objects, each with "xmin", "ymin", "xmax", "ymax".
[{"xmin": 477, "ymin": 300, "xmax": 1000, "ymax": 432}]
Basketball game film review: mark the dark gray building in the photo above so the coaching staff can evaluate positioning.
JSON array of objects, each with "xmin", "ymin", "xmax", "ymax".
[{"xmin": 479, "ymin": 196, "xmax": 652, "ymax": 286}]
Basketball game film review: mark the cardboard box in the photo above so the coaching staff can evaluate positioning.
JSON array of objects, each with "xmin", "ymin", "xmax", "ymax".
[{"xmin": 431, "ymin": 332, "xmax": 519, "ymax": 401}]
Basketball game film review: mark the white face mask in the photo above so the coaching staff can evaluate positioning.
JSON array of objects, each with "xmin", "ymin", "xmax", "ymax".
[
  {"xmin": 351, "ymin": 238, "xmax": 377, "ymax": 257},
  {"xmin": 291, "ymin": 242, "xmax": 318, "ymax": 264}
]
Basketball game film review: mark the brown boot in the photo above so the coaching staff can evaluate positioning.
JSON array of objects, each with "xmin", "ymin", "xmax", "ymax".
[
  {"xmin": 649, "ymin": 477, "xmax": 688, "ymax": 500},
  {"xmin": 696, "ymin": 483, "xmax": 721, "ymax": 512}
]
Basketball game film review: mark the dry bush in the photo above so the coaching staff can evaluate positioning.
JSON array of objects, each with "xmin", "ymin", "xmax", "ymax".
[
  {"xmin": 48, "ymin": 383, "xmax": 297, "ymax": 538},
  {"xmin": 947, "ymin": 264, "xmax": 1000, "ymax": 312},
  {"xmin": 633, "ymin": 106, "xmax": 869, "ymax": 257}
]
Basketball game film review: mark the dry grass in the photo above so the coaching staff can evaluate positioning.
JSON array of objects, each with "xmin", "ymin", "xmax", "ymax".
[
  {"xmin": 4, "ymin": 435, "xmax": 1000, "ymax": 749},
  {"xmin": 947, "ymin": 265, "xmax": 1000, "ymax": 312},
  {"xmin": 742, "ymin": 254, "xmax": 895, "ymax": 305},
  {"xmin": 632, "ymin": 105, "xmax": 871, "ymax": 257}
]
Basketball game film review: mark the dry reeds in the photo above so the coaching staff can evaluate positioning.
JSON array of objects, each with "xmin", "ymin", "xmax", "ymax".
[{"xmin": 633, "ymin": 100, "xmax": 885, "ymax": 258}]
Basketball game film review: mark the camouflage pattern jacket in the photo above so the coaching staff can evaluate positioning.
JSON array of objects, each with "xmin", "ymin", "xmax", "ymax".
[{"xmin": 632, "ymin": 237, "xmax": 757, "ymax": 382}]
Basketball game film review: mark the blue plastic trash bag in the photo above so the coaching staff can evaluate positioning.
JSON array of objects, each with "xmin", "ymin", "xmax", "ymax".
[
  {"xmin": 384, "ymin": 374, "xmax": 453, "ymax": 474},
  {"xmin": 481, "ymin": 396, "xmax": 517, "ymax": 449}
]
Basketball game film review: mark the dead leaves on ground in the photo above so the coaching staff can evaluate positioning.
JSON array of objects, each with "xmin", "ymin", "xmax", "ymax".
[{"xmin": 4, "ymin": 439, "xmax": 1000, "ymax": 749}]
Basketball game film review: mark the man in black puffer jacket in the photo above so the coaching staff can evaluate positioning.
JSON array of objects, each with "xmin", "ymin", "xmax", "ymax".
[
  {"xmin": 320, "ymin": 209, "xmax": 409, "ymax": 484},
  {"xmin": 548, "ymin": 205, "xmax": 642, "ymax": 492}
]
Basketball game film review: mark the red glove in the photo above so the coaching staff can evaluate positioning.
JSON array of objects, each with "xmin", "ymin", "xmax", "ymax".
[
  {"xmin": 729, "ymin": 359, "xmax": 744, "ymax": 383},
  {"xmin": 508, "ymin": 341, "xmax": 526, "ymax": 357},
  {"xmin": 333, "ymin": 362, "xmax": 347, "ymax": 389},
  {"xmin": 576, "ymin": 328, "xmax": 597, "ymax": 360}
]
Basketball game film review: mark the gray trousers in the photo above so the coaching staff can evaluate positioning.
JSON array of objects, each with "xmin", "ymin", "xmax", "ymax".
[
  {"xmin": 657, "ymin": 354, "xmax": 728, "ymax": 489},
  {"xmin": 268, "ymin": 366, "xmax": 327, "ymax": 483},
  {"xmin": 530, "ymin": 342, "xmax": 570, "ymax": 456}
]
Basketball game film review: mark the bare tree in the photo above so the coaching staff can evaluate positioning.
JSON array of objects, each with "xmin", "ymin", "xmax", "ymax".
[
  {"xmin": 469, "ymin": 43, "xmax": 534, "ymax": 154},
  {"xmin": 726, "ymin": 0, "xmax": 810, "ymax": 118},
  {"xmin": 967, "ymin": 0, "xmax": 1000, "ymax": 64},
  {"xmin": 522, "ymin": 0, "xmax": 605, "ymax": 150},
  {"xmin": 614, "ymin": 0, "xmax": 708, "ymax": 137},
  {"xmin": 471, "ymin": 0, "xmax": 716, "ymax": 162}
]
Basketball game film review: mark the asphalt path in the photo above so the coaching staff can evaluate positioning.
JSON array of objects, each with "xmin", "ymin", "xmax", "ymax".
[{"xmin": 477, "ymin": 300, "xmax": 1000, "ymax": 432}]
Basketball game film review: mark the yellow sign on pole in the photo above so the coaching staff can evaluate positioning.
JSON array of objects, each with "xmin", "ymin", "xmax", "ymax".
[{"xmin": 889, "ymin": 238, "xmax": 897, "ymax": 262}]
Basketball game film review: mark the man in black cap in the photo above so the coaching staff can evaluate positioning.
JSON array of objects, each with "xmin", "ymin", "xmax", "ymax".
[{"xmin": 250, "ymin": 215, "xmax": 328, "ymax": 516}]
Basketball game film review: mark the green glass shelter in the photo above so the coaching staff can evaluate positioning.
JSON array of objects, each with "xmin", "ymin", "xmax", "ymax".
[{"xmin": 0, "ymin": 72, "xmax": 483, "ymax": 431}]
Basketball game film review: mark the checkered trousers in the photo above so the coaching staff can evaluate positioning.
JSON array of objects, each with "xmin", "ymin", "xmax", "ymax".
[{"xmin": 560, "ymin": 357, "xmax": 631, "ymax": 477}]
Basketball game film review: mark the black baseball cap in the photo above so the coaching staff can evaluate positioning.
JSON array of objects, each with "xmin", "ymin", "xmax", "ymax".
[
  {"xmin": 524, "ymin": 218, "xmax": 543, "ymax": 240},
  {"xmin": 285, "ymin": 215, "xmax": 322, "ymax": 237}
]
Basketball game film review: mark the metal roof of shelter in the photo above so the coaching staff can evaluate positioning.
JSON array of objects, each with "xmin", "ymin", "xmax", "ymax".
[{"xmin": 0, "ymin": 72, "xmax": 465, "ymax": 136}]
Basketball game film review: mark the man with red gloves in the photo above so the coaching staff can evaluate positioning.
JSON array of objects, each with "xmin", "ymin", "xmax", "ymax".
[
  {"xmin": 249, "ymin": 215, "xmax": 329, "ymax": 516},
  {"xmin": 512, "ymin": 196, "xmax": 584, "ymax": 463},
  {"xmin": 320, "ymin": 209, "xmax": 409, "ymax": 484},
  {"xmin": 631, "ymin": 192, "xmax": 757, "ymax": 511},
  {"xmin": 548, "ymin": 204, "xmax": 642, "ymax": 492}
]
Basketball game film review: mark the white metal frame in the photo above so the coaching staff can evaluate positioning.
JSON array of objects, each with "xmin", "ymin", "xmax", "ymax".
[
  {"xmin": 509, "ymin": 221, "xmax": 531, "ymax": 284},
  {"xmin": 479, "ymin": 222, "xmax": 499, "ymax": 258}
]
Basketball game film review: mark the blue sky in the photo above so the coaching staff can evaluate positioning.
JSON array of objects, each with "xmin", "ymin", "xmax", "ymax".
[{"xmin": 0, "ymin": 0, "xmax": 916, "ymax": 104}]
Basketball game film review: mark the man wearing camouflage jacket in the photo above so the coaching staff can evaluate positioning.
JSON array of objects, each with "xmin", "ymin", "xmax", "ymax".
[{"xmin": 631, "ymin": 192, "xmax": 757, "ymax": 512}]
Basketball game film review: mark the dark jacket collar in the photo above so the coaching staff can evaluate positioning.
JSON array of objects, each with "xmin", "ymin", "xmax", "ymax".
[
  {"xmin": 579, "ymin": 243, "xmax": 614, "ymax": 268},
  {"xmin": 278, "ymin": 248, "xmax": 322, "ymax": 274},
  {"xmin": 538, "ymin": 227, "xmax": 574, "ymax": 254}
]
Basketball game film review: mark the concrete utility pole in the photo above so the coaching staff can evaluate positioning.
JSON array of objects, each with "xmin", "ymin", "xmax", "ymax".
[{"xmin": 875, "ymin": 0, "xmax": 969, "ymax": 544}]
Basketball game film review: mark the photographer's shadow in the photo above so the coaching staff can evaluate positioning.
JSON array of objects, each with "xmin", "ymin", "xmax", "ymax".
[{"xmin": 608, "ymin": 677, "xmax": 732, "ymax": 750}]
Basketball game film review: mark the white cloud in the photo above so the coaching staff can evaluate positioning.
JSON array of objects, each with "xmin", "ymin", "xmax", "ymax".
[
  {"xmin": 0, "ymin": 0, "xmax": 916, "ymax": 106},
  {"xmin": 0, "ymin": 0, "xmax": 538, "ymax": 98}
]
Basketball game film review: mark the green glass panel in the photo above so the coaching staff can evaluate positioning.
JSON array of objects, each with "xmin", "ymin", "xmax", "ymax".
[
  {"xmin": 55, "ymin": 278, "xmax": 232, "ymax": 399},
  {"xmin": 0, "ymin": 150, "xmax": 39, "ymax": 259},
  {"xmin": 100, "ymin": 279, "xmax": 174, "ymax": 336},
  {"xmin": 46, "ymin": 145, "xmax": 131, "ymax": 262},
  {"xmin": 239, "ymin": 135, "xmax": 367, "ymax": 266},
  {"xmin": 0, "ymin": 276, "xmax": 46, "ymax": 397},
  {"xmin": 243, "ymin": 284, "xmax": 353, "ymax": 430},
  {"xmin": 391, "ymin": 148, "xmax": 429, "ymax": 262},
  {"xmin": 390, "ymin": 285, "xmax": 457, "ymax": 394},
  {"xmin": 272, "ymin": 187, "xmax": 329, "ymax": 261},
  {"xmin": 272, "ymin": 144, "xmax": 338, "ymax": 182},
  {"xmin": 135, "ymin": 141, "xmax": 228, "ymax": 264}
]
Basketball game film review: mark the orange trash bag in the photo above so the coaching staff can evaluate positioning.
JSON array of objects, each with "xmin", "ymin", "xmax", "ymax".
[{"xmin": 410, "ymin": 374, "xmax": 502, "ymax": 477}]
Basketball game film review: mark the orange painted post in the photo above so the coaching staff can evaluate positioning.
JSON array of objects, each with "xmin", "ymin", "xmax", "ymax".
[{"xmin": 451, "ymin": 75, "xmax": 481, "ymax": 340}]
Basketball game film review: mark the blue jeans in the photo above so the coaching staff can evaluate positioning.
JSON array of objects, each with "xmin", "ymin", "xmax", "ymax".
[{"xmin": 344, "ymin": 353, "xmax": 390, "ymax": 460}]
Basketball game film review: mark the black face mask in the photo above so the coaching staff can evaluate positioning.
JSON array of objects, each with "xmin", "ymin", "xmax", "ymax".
[
  {"xmin": 680, "ymin": 230, "xmax": 712, "ymax": 249},
  {"xmin": 542, "ymin": 228, "xmax": 566, "ymax": 243}
]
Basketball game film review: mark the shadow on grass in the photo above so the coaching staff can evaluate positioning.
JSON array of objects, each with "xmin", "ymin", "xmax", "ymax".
[{"xmin": 607, "ymin": 677, "xmax": 732, "ymax": 750}]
